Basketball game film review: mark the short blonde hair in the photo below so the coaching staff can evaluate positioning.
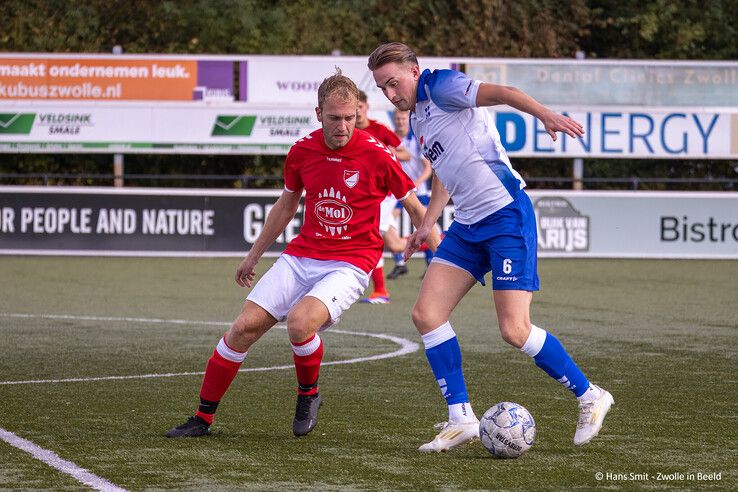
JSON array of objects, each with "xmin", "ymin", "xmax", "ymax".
[
  {"xmin": 367, "ymin": 42, "xmax": 419, "ymax": 70},
  {"xmin": 317, "ymin": 67, "xmax": 360, "ymax": 109}
]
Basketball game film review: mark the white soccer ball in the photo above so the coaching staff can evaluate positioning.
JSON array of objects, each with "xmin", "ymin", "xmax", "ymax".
[{"xmin": 479, "ymin": 401, "xmax": 536, "ymax": 458}]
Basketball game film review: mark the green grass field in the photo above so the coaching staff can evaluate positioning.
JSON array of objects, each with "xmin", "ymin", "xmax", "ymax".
[{"xmin": 1, "ymin": 256, "xmax": 736, "ymax": 491}]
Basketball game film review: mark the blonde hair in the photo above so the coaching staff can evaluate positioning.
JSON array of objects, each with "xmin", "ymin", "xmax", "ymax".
[
  {"xmin": 367, "ymin": 42, "xmax": 419, "ymax": 70},
  {"xmin": 317, "ymin": 67, "xmax": 360, "ymax": 109}
]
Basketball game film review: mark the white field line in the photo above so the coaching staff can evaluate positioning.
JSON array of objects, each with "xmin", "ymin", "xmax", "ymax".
[
  {"xmin": 0, "ymin": 313, "xmax": 420, "ymax": 386},
  {"xmin": 0, "ymin": 427, "xmax": 127, "ymax": 492}
]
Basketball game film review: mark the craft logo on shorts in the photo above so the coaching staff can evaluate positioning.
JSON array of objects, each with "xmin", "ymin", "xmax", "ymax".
[
  {"xmin": 343, "ymin": 170, "xmax": 359, "ymax": 188},
  {"xmin": 315, "ymin": 187, "xmax": 353, "ymax": 236},
  {"xmin": 535, "ymin": 197, "xmax": 590, "ymax": 252}
]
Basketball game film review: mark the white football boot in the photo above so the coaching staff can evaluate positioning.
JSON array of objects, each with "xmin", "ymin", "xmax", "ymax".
[
  {"xmin": 418, "ymin": 419, "xmax": 480, "ymax": 452},
  {"xmin": 574, "ymin": 384, "xmax": 614, "ymax": 445}
]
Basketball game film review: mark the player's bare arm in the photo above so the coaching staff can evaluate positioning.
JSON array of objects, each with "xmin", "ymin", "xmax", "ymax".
[
  {"xmin": 404, "ymin": 175, "xmax": 449, "ymax": 260},
  {"xmin": 476, "ymin": 83, "xmax": 584, "ymax": 141},
  {"xmin": 402, "ymin": 191, "xmax": 441, "ymax": 252},
  {"xmin": 235, "ymin": 189, "xmax": 302, "ymax": 287},
  {"xmin": 415, "ymin": 156, "xmax": 432, "ymax": 187},
  {"xmin": 390, "ymin": 144, "xmax": 412, "ymax": 161}
]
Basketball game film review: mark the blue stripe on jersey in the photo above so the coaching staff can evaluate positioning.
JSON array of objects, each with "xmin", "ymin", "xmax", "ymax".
[
  {"xmin": 486, "ymin": 159, "xmax": 521, "ymax": 198},
  {"xmin": 424, "ymin": 70, "xmax": 476, "ymax": 112},
  {"xmin": 474, "ymin": 122, "xmax": 521, "ymax": 197}
]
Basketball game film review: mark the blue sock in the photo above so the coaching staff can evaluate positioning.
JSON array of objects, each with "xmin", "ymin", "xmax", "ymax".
[
  {"xmin": 531, "ymin": 331, "xmax": 589, "ymax": 397},
  {"xmin": 393, "ymin": 252, "xmax": 404, "ymax": 264},
  {"xmin": 423, "ymin": 323, "xmax": 469, "ymax": 405}
]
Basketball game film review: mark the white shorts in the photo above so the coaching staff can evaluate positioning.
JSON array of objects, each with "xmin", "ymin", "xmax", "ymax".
[
  {"xmin": 379, "ymin": 195, "xmax": 398, "ymax": 234},
  {"xmin": 247, "ymin": 254, "xmax": 370, "ymax": 329}
]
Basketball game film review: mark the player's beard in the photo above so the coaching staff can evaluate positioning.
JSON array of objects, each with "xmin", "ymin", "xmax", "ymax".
[
  {"xmin": 393, "ymin": 99, "xmax": 413, "ymax": 112},
  {"xmin": 329, "ymin": 129, "xmax": 352, "ymax": 149}
]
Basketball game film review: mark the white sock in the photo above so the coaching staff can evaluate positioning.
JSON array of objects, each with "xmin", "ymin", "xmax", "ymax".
[
  {"xmin": 577, "ymin": 383, "xmax": 603, "ymax": 402},
  {"xmin": 420, "ymin": 321, "xmax": 456, "ymax": 349},
  {"xmin": 520, "ymin": 325, "xmax": 547, "ymax": 357},
  {"xmin": 449, "ymin": 402, "xmax": 476, "ymax": 423}
]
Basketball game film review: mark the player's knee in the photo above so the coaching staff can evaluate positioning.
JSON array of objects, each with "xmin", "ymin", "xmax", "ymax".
[
  {"xmin": 227, "ymin": 315, "xmax": 259, "ymax": 349},
  {"xmin": 498, "ymin": 320, "xmax": 529, "ymax": 349},
  {"xmin": 411, "ymin": 303, "xmax": 438, "ymax": 332},
  {"xmin": 286, "ymin": 312, "xmax": 317, "ymax": 343}
]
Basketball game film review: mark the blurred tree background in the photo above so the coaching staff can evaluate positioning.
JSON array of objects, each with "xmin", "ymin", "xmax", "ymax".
[{"xmin": 1, "ymin": 0, "xmax": 737, "ymax": 189}]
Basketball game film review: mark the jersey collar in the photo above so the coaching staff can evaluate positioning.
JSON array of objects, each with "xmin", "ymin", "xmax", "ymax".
[{"xmin": 415, "ymin": 69, "xmax": 432, "ymax": 103}]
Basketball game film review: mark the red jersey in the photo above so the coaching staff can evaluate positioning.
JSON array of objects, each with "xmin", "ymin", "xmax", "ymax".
[
  {"xmin": 283, "ymin": 128, "xmax": 416, "ymax": 272},
  {"xmin": 363, "ymin": 120, "xmax": 401, "ymax": 148}
]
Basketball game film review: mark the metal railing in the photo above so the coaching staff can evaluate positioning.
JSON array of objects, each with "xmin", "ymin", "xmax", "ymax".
[
  {"xmin": 0, "ymin": 173, "xmax": 736, "ymax": 190},
  {"xmin": 0, "ymin": 173, "xmax": 284, "ymax": 188},
  {"xmin": 523, "ymin": 176, "xmax": 737, "ymax": 190}
]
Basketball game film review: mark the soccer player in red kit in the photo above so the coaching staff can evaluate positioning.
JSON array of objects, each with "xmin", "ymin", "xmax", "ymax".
[
  {"xmin": 166, "ymin": 69, "xmax": 438, "ymax": 439},
  {"xmin": 355, "ymin": 90, "xmax": 410, "ymax": 304}
]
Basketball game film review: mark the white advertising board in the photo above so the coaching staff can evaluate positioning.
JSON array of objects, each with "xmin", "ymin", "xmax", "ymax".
[
  {"xmin": 490, "ymin": 107, "xmax": 738, "ymax": 159},
  {"xmin": 3, "ymin": 103, "xmax": 736, "ymax": 158},
  {"xmin": 240, "ymin": 56, "xmax": 455, "ymax": 110},
  {"xmin": 2, "ymin": 53, "xmax": 738, "ymax": 156}
]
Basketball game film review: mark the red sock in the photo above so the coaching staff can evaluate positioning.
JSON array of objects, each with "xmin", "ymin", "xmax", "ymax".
[
  {"xmin": 195, "ymin": 337, "xmax": 245, "ymax": 424},
  {"xmin": 371, "ymin": 267, "xmax": 388, "ymax": 296},
  {"xmin": 292, "ymin": 334, "xmax": 324, "ymax": 396}
]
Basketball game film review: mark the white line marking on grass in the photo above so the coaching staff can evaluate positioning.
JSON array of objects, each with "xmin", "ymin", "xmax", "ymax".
[
  {"xmin": 0, "ymin": 313, "xmax": 420, "ymax": 386},
  {"xmin": 0, "ymin": 427, "xmax": 127, "ymax": 492},
  {"xmin": 3, "ymin": 312, "xmax": 229, "ymax": 326}
]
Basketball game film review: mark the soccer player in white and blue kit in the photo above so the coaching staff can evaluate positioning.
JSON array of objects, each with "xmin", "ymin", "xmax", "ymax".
[{"xmin": 369, "ymin": 43, "xmax": 614, "ymax": 452}]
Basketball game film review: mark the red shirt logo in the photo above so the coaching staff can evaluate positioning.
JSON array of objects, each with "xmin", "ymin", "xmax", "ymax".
[
  {"xmin": 314, "ymin": 187, "xmax": 353, "ymax": 235},
  {"xmin": 343, "ymin": 170, "xmax": 359, "ymax": 188}
]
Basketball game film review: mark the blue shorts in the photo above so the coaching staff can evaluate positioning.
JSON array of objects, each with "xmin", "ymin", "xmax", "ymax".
[
  {"xmin": 433, "ymin": 191, "xmax": 539, "ymax": 291},
  {"xmin": 395, "ymin": 194, "xmax": 430, "ymax": 209}
]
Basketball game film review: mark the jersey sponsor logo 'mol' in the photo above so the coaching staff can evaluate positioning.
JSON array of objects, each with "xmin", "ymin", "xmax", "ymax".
[
  {"xmin": 343, "ymin": 170, "xmax": 359, "ymax": 188},
  {"xmin": 314, "ymin": 187, "xmax": 353, "ymax": 235}
]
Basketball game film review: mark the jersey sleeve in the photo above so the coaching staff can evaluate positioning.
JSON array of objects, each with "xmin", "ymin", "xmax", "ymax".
[
  {"xmin": 426, "ymin": 69, "xmax": 481, "ymax": 112},
  {"xmin": 283, "ymin": 148, "xmax": 303, "ymax": 193},
  {"xmin": 381, "ymin": 125, "xmax": 401, "ymax": 148},
  {"xmin": 383, "ymin": 151, "xmax": 416, "ymax": 201}
]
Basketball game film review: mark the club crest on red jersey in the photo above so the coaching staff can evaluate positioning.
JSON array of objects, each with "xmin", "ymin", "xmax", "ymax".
[{"xmin": 343, "ymin": 170, "xmax": 359, "ymax": 188}]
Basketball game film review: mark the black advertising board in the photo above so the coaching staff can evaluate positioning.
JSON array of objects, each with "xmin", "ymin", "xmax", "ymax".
[{"xmin": 0, "ymin": 187, "xmax": 298, "ymax": 255}]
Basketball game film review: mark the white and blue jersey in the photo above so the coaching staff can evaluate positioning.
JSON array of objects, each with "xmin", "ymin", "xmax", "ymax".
[
  {"xmin": 411, "ymin": 69, "xmax": 526, "ymax": 225},
  {"xmin": 399, "ymin": 132, "xmax": 429, "ymax": 196},
  {"xmin": 414, "ymin": 69, "xmax": 538, "ymax": 291}
]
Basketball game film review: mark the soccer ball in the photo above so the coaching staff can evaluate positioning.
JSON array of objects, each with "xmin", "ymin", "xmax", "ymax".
[{"xmin": 479, "ymin": 402, "xmax": 536, "ymax": 458}]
